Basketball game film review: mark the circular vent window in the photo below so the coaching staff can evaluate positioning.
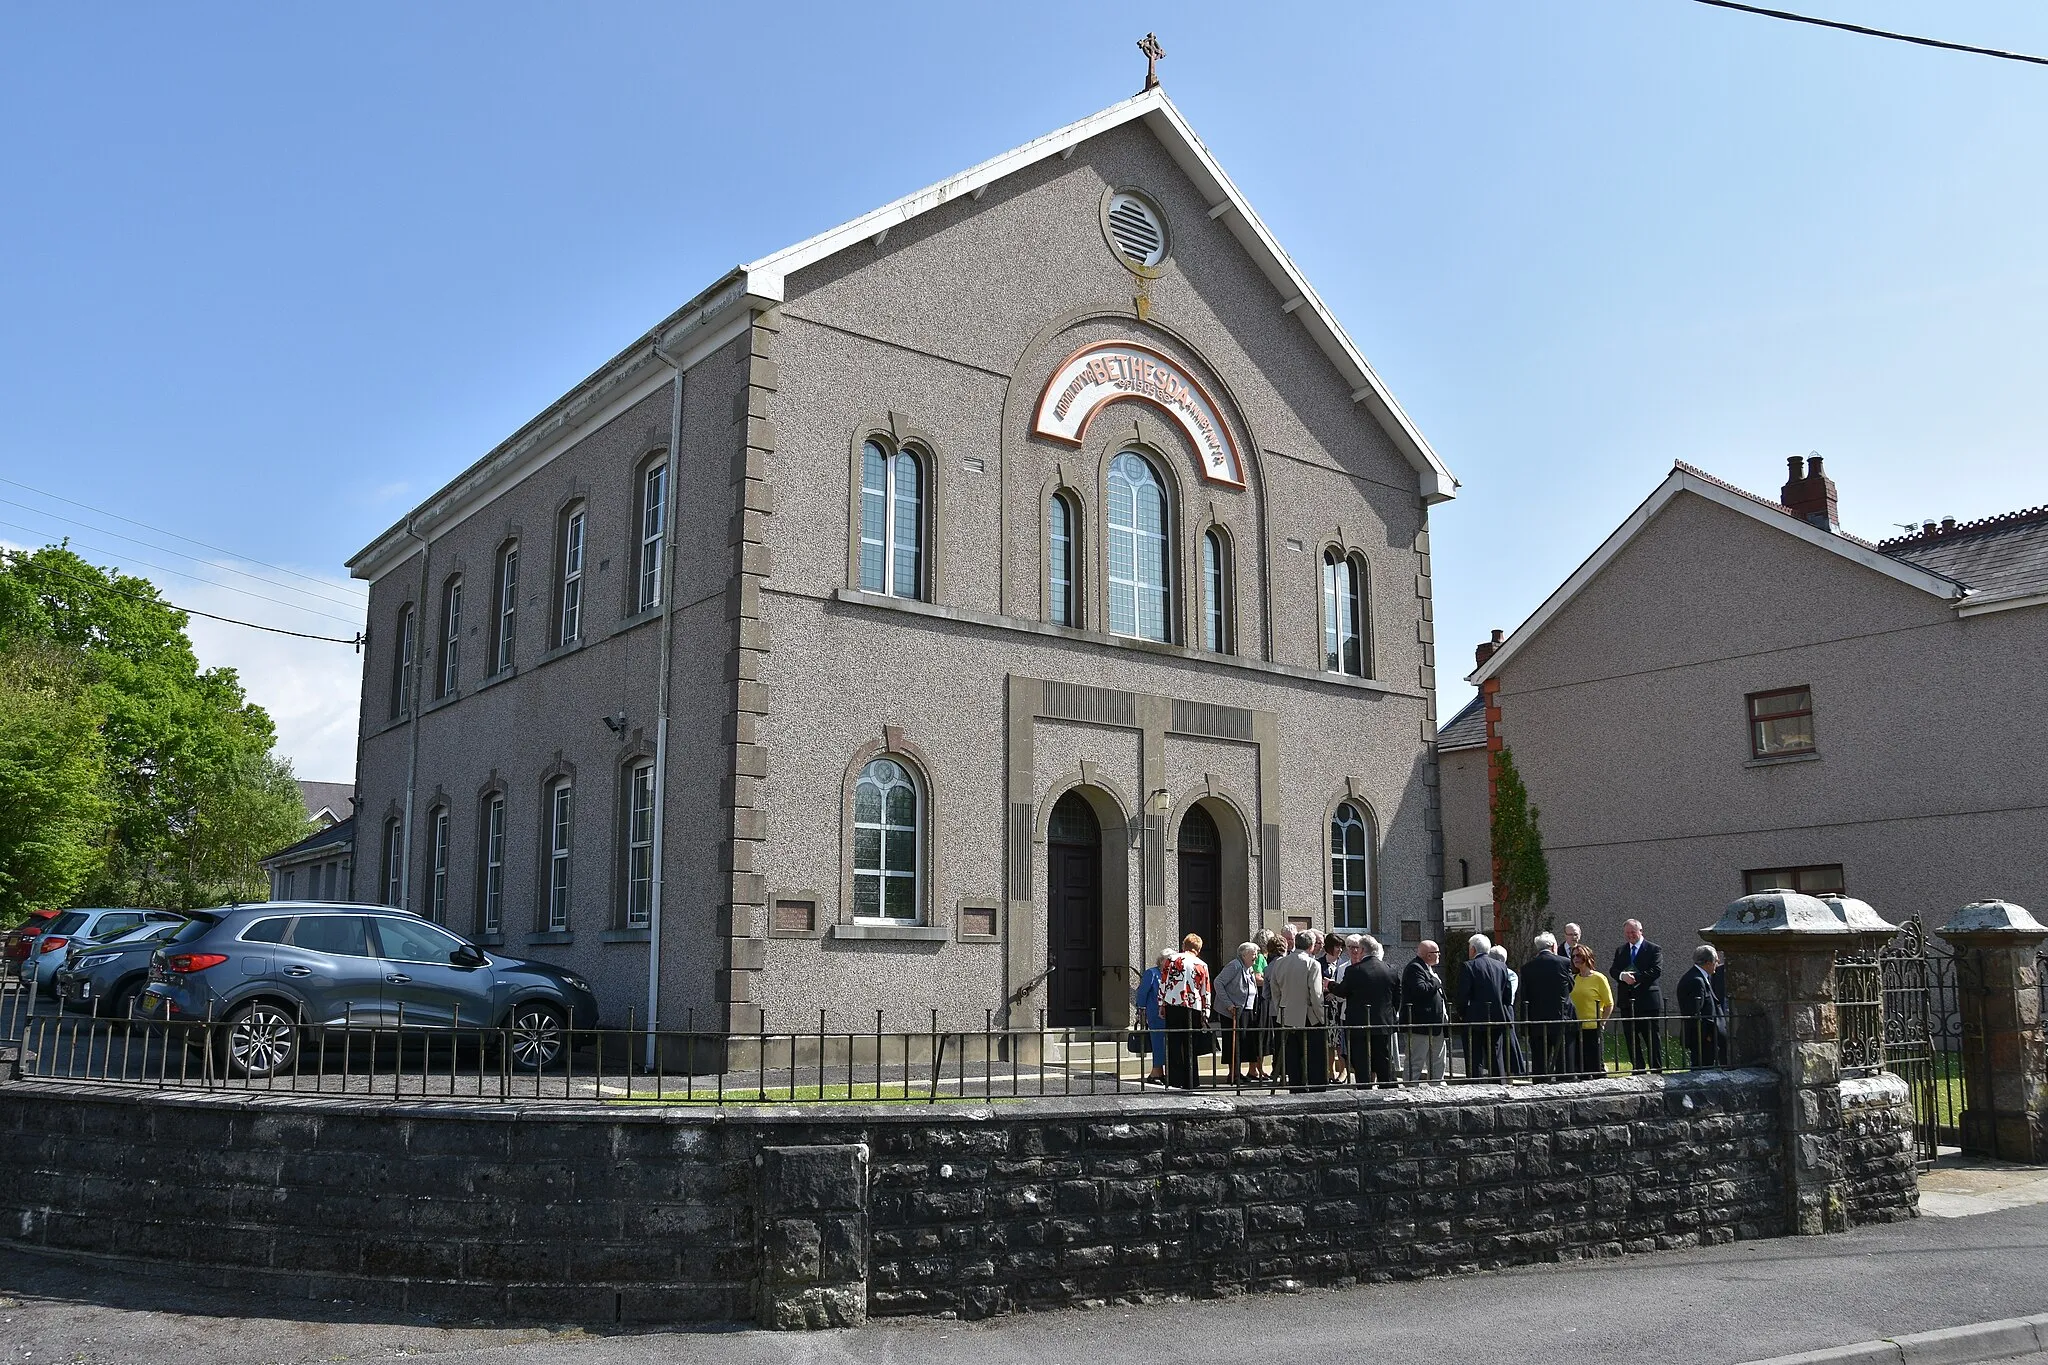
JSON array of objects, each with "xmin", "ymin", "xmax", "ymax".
[{"xmin": 1103, "ymin": 190, "xmax": 1168, "ymax": 269}]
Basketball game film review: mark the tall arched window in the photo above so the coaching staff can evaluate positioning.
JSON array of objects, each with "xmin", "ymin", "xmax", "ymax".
[
  {"xmin": 490, "ymin": 541, "xmax": 518, "ymax": 675},
  {"xmin": 437, "ymin": 575, "xmax": 462, "ymax": 698},
  {"xmin": 427, "ymin": 806, "xmax": 451, "ymax": 924},
  {"xmin": 556, "ymin": 503, "xmax": 586, "ymax": 647},
  {"xmin": 1107, "ymin": 452, "xmax": 1169, "ymax": 641},
  {"xmin": 1048, "ymin": 492, "xmax": 1078, "ymax": 627},
  {"xmin": 1330, "ymin": 801, "xmax": 1372, "ymax": 930},
  {"xmin": 1323, "ymin": 549, "xmax": 1369, "ymax": 677},
  {"xmin": 859, "ymin": 440, "xmax": 923, "ymax": 598},
  {"xmin": 477, "ymin": 791, "xmax": 506, "ymax": 936},
  {"xmin": 389, "ymin": 604, "xmax": 415, "ymax": 719},
  {"xmin": 545, "ymin": 777, "xmax": 573, "ymax": 932},
  {"xmin": 382, "ymin": 816, "xmax": 405, "ymax": 907},
  {"xmin": 623, "ymin": 759, "xmax": 655, "ymax": 929},
  {"xmin": 1201, "ymin": 528, "xmax": 1230, "ymax": 653},
  {"xmin": 852, "ymin": 757, "xmax": 921, "ymax": 923},
  {"xmin": 636, "ymin": 456, "xmax": 667, "ymax": 612}
]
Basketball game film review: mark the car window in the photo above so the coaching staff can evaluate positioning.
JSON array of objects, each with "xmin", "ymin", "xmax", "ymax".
[
  {"xmin": 162, "ymin": 916, "xmax": 219, "ymax": 946},
  {"xmin": 240, "ymin": 917, "xmax": 292, "ymax": 944},
  {"xmin": 92, "ymin": 914, "xmax": 144, "ymax": 939},
  {"xmin": 48, "ymin": 913, "xmax": 88, "ymax": 935},
  {"xmin": 288, "ymin": 915, "xmax": 373, "ymax": 958},
  {"xmin": 108, "ymin": 921, "xmax": 184, "ymax": 946},
  {"xmin": 371, "ymin": 917, "xmax": 467, "ymax": 964}
]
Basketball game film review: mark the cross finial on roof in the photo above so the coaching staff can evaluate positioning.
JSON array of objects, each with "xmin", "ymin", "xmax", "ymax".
[{"xmin": 1138, "ymin": 33, "xmax": 1165, "ymax": 91}]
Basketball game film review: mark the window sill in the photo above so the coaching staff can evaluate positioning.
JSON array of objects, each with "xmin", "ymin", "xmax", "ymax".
[
  {"xmin": 616, "ymin": 605, "xmax": 662, "ymax": 634},
  {"xmin": 830, "ymin": 922, "xmax": 948, "ymax": 943},
  {"xmin": 601, "ymin": 928, "xmax": 651, "ymax": 944},
  {"xmin": 827, "ymin": 588, "xmax": 1406, "ymax": 697},
  {"xmin": 1745, "ymin": 750, "xmax": 1821, "ymax": 769},
  {"xmin": 473, "ymin": 668, "xmax": 517, "ymax": 694},
  {"xmin": 421, "ymin": 692, "xmax": 460, "ymax": 715},
  {"xmin": 524, "ymin": 931, "xmax": 575, "ymax": 946},
  {"xmin": 536, "ymin": 639, "xmax": 586, "ymax": 669}
]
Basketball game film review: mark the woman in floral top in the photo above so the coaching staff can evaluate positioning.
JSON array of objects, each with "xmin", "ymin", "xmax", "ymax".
[{"xmin": 1160, "ymin": 934, "xmax": 1213, "ymax": 1090}]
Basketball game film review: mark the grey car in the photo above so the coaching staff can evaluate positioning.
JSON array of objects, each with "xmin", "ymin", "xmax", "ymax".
[
  {"xmin": 52, "ymin": 919, "xmax": 189, "ymax": 1017},
  {"xmin": 138, "ymin": 903, "xmax": 600, "ymax": 1078},
  {"xmin": 20, "ymin": 908, "xmax": 186, "ymax": 989}
]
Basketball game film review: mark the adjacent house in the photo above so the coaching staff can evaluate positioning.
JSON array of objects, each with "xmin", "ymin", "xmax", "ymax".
[
  {"xmin": 1458, "ymin": 456, "xmax": 2047, "ymax": 950},
  {"xmin": 261, "ymin": 781, "xmax": 356, "ymax": 902},
  {"xmin": 344, "ymin": 85, "xmax": 1459, "ymax": 1038}
]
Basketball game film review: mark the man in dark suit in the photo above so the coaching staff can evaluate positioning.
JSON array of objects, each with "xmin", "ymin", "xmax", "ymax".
[
  {"xmin": 1610, "ymin": 919, "xmax": 1665, "ymax": 1072},
  {"xmin": 1455, "ymin": 935, "xmax": 1514, "ymax": 1078},
  {"xmin": 1401, "ymin": 940, "xmax": 1450, "ymax": 1082},
  {"xmin": 1677, "ymin": 944, "xmax": 1728, "ymax": 1069},
  {"xmin": 1518, "ymin": 932, "xmax": 1577, "ymax": 1080},
  {"xmin": 1330, "ymin": 935, "xmax": 1401, "ymax": 1086}
]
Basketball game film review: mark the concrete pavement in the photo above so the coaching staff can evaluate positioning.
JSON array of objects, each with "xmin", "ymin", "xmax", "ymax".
[{"xmin": 3, "ymin": 1198, "xmax": 2047, "ymax": 1364}]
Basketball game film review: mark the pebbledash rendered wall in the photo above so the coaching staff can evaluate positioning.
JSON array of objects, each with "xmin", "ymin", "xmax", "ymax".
[{"xmin": 0, "ymin": 1066, "xmax": 1915, "ymax": 1328}]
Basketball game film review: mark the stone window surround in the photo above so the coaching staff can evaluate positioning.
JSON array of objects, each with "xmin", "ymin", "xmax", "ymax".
[
  {"xmin": 844, "ymin": 415, "xmax": 945, "ymax": 603},
  {"xmin": 1323, "ymin": 782, "xmax": 1383, "ymax": 938},
  {"xmin": 472, "ymin": 773, "xmax": 508, "ymax": 946},
  {"xmin": 1040, "ymin": 474, "xmax": 1088, "ymax": 630},
  {"xmin": 1319, "ymin": 538, "xmax": 1374, "ymax": 680},
  {"xmin": 628, "ymin": 447, "xmax": 669, "ymax": 617},
  {"xmin": 530, "ymin": 755, "xmax": 577, "ymax": 945},
  {"xmin": 611, "ymin": 737, "xmax": 657, "ymax": 935},
  {"xmin": 832, "ymin": 731, "xmax": 948, "ymax": 943}
]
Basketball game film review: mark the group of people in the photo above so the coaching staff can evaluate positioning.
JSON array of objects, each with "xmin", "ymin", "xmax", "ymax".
[{"xmin": 1131, "ymin": 918, "xmax": 1731, "ymax": 1092}]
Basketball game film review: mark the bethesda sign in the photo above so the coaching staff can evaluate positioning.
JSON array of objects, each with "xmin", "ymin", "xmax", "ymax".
[{"xmin": 1032, "ymin": 342, "xmax": 1243, "ymax": 487}]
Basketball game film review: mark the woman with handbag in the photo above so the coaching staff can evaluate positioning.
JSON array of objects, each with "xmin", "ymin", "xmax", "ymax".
[
  {"xmin": 1159, "ymin": 934, "xmax": 1214, "ymax": 1091},
  {"xmin": 1134, "ymin": 949, "xmax": 1169, "ymax": 1085}
]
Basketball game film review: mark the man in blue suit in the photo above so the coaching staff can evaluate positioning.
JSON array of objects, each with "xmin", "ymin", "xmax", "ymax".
[{"xmin": 1455, "ymin": 934, "xmax": 1515, "ymax": 1079}]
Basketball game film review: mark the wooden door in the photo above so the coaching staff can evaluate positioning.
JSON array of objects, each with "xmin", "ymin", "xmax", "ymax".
[
  {"xmin": 1177, "ymin": 805, "xmax": 1223, "ymax": 978},
  {"xmin": 1047, "ymin": 793, "xmax": 1102, "ymax": 1028}
]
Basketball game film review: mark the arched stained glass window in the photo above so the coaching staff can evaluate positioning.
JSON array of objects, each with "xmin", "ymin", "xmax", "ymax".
[
  {"xmin": 853, "ymin": 758, "xmax": 921, "ymax": 922},
  {"xmin": 1331, "ymin": 801, "xmax": 1372, "ymax": 930},
  {"xmin": 860, "ymin": 441, "xmax": 923, "ymax": 599},
  {"xmin": 1107, "ymin": 452, "xmax": 1169, "ymax": 642}
]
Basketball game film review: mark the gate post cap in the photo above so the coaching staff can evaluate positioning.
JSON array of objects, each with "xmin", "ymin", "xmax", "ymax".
[
  {"xmin": 1702, "ymin": 890, "xmax": 1858, "ymax": 941},
  {"xmin": 1937, "ymin": 900, "xmax": 2046, "ymax": 940},
  {"xmin": 1819, "ymin": 894, "xmax": 1897, "ymax": 937}
]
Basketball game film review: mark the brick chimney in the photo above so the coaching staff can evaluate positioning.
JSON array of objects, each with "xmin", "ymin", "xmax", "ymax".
[
  {"xmin": 1474, "ymin": 628, "xmax": 1505, "ymax": 670},
  {"xmin": 1780, "ymin": 454, "xmax": 1840, "ymax": 532}
]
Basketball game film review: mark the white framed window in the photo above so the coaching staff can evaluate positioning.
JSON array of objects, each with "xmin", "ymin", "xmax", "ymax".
[
  {"xmin": 625, "ymin": 760, "xmax": 655, "ymax": 929},
  {"xmin": 858, "ymin": 440, "xmax": 923, "ymax": 598},
  {"xmin": 1108, "ymin": 452, "xmax": 1169, "ymax": 641},
  {"xmin": 427, "ymin": 807, "xmax": 450, "ymax": 924},
  {"xmin": 280, "ymin": 870, "xmax": 295, "ymax": 900},
  {"xmin": 1331, "ymin": 801, "xmax": 1372, "ymax": 930},
  {"xmin": 852, "ymin": 757, "xmax": 921, "ymax": 923},
  {"xmin": 438, "ymin": 576, "xmax": 462, "ymax": 698},
  {"xmin": 1201, "ymin": 527, "xmax": 1229, "ymax": 653},
  {"xmin": 382, "ymin": 816, "xmax": 404, "ymax": 907},
  {"xmin": 1323, "ymin": 549, "xmax": 1369, "ymax": 677},
  {"xmin": 492, "ymin": 542, "xmax": 518, "ymax": 674},
  {"xmin": 480, "ymin": 793, "xmax": 505, "ymax": 935},
  {"xmin": 390, "ymin": 604, "xmax": 415, "ymax": 719},
  {"xmin": 637, "ymin": 459, "xmax": 667, "ymax": 612},
  {"xmin": 1049, "ymin": 492, "xmax": 1078, "ymax": 626},
  {"xmin": 557, "ymin": 505, "xmax": 586, "ymax": 647},
  {"xmin": 546, "ymin": 778, "xmax": 573, "ymax": 932}
]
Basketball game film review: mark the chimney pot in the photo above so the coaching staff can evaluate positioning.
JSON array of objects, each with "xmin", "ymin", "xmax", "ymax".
[
  {"xmin": 1941, "ymin": 516, "xmax": 1957, "ymax": 531},
  {"xmin": 1807, "ymin": 455, "xmax": 1824, "ymax": 477},
  {"xmin": 1787, "ymin": 455, "xmax": 1806, "ymax": 482},
  {"xmin": 1923, "ymin": 521, "xmax": 1938, "ymax": 535},
  {"xmin": 1474, "ymin": 629, "xmax": 1507, "ymax": 670}
]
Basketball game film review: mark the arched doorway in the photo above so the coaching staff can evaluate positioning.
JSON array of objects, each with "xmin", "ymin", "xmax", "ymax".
[
  {"xmin": 1177, "ymin": 804, "xmax": 1222, "ymax": 977},
  {"xmin": 1047, "ymin": 791, "xmax": 1103, "ymax": 1027}
]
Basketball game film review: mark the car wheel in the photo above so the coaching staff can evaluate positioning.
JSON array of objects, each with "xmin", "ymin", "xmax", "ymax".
[
  {"xmin": 506, "ymin": 1003, "xmax": 566, "ymax": 1073},
  {"xmin": 222, "ymin": 1002, "xmax": 298, "ymax": 1078}
]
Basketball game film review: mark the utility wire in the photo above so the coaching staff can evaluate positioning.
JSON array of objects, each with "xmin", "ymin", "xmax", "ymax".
[
  {"xmin": 0, "ymin": 519, "xmax": 364, "ymax": 628},
  {"xmin": 0, "ymin": 497, "xmax": 368, "ymax": 614},
  {"xmin": 0, "ymin": 476, "xmax": 370, "ymax": 601},
  {"xmin": 1691, "ymin": 0, "xmax": 2048, "ymax": 66},
  {"xmin": 1, "ymin": 546, "xmax": 364, "ymax": 648}
]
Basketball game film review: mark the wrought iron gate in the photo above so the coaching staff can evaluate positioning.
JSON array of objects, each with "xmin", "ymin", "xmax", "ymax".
[{"xmin": 1872, "ymin": 916, "xmax": 1969, "ymax": 1166}]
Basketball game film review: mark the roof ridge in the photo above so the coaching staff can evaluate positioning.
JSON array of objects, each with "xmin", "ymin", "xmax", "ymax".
[
  {"xmin": 1670, "ymin": 461, "xmax": 1879, "ymax": 549},
  {"xmin": 1876, "ymin": 503, "xmax": 2048, "ymax": 550}
]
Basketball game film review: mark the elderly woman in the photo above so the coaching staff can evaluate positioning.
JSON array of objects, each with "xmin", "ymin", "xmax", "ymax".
[
  {"xmin": 1134, "ymin": 949, "xmax": 1170, "ymax": 1084},
  {"xmin": 1212, "ymin": 942, "xmax": 1261, "ymax": 1084}
]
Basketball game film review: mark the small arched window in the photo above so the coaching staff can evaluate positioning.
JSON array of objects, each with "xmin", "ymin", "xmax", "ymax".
[
  {"xmin": 381, "ymin": 815, "xmax": 405, "ymax": 908},
  {"xmin": 426, "ymin": 805, "xmax": 451, "ymax": 924},
  {"xmin": 1048, "ymin": 491, "xmax": 1078, "ymax": 627},
  {"xmin": 545, "ymin": 777, "xmax": 573, "ymax": 931},
  {"xmin": 859, "ymin": 440, "xmax": 923, "ymax": 599},
  {"xmin": 437, "ymin": 575, "xmax": 462, "ymax": 698},
  {"xmin": 1323, "ymin": 549, "xmax": 1370, "ymax": 677},
  {"xmin": 1107, "ymin": 452, "xmax": 1169, "ymax": 642},
  {"xmin": 636, "ymin": 455, "xmax": 668, "ymax": 612},
  {"xmin": 477, "ymin": 791, "xmax": 506, "ymax": 936},
  {"xmin": 1330, "ymin": 801, "xmax": 1372, "ymax": 930},
  {"xmin": 556, "ymin": 503, "xmax": 587, "ymax": 648},
  {"xmin": 852, "ymin": 757, "xmax": 921, "ymax": 923},
  {"xmin": 490, "ymin": 541, "xmax": 518, "ymax": 675},
  {"xmin": 1201, "ymin": 528, "xmax": 1230, "ymax": 653},
  {"xmin": 389, "ymin": 603, "xmax": 415, "ymax": 719},
  {"xmin": 623, "ymin": 759, "xmax": 656, "ymax": 929}
]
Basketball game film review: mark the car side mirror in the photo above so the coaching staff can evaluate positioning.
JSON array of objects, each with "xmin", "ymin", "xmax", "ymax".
[{"xmin": 450, "ymin": 945, "xmax": 487, "ymax": 968}]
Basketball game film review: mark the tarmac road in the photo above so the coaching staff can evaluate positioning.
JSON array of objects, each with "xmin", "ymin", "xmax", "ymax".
[{"xmin": 3, "ymin": 1199, "xmax": 2048, "ymax": 1364}]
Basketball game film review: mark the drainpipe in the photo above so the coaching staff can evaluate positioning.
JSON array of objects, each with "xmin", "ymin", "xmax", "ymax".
[
  {"xmin": 643, "ymin": 335, "xmax": 686, "ymax": 1068},
  {"xmin": 400, "ymin": 514, "xmax": 431, "ymax": 910}
]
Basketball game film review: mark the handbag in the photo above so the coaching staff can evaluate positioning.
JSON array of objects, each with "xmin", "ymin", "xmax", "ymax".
[{"xmin": 1126, "ymin": 1023, "xmax": 1150, "ymax": 1056}]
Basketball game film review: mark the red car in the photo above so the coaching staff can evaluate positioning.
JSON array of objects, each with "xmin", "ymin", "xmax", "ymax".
[{"xmin": 3, "ymin": 909, "xmax": 61, "ymax": 979}]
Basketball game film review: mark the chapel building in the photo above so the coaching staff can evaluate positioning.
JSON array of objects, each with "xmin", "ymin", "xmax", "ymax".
[{"xmin": 347, "ymin": 85, "xmax": 1459, "ymax": 1037}]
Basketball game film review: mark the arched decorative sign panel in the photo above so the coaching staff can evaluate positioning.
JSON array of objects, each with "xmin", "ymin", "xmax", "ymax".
[{"xmin": 1032, "ymin": 342, "xmax": 1244, "ymax": 488}]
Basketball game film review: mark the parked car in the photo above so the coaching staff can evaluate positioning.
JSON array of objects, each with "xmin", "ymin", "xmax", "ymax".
[
  {"xmin": 53, "ymin": 919, "xmax": 190, "ymax": 1017},
  {"xmin": 139, "ymin": 903, "xmax": 600, "ymax": 1078},
  {"xmin": 2, "ymin": 909, "xmax": 62, "ymax": 981},
  {"xmin": 19, "ymin": 908, "xmax": 186, "ymax": 989}
]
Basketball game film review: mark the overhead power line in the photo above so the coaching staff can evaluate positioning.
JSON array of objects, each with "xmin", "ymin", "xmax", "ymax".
[
  {"xmin": 1, "ymin": 547, "xmax": 363, "ymax": 648},
  {"xmin": 1691, "ymin": 0, "xmax": 2048, "ymax": 66}
]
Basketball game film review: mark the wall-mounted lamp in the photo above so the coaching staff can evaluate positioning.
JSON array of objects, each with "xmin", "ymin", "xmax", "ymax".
[
  {"xmin": 601, "ymin": 712, "xmax": 627, "ymax": 737},
  {"xmin": 1144, "ymin": 787, "xmax": 1172, "ymax": 817}
]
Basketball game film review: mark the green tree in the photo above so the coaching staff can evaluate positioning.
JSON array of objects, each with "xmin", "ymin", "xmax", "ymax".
[
  {"xmin": 0, "ymin": 545, "xmax": 312, "ymax": 912},
  {"xmin": 1489, "ymin": 745, "xmax": 1552, "ymax": 960},
  {"xmin": 0, "ymin": 641, "xmax": 112, "ymax": 921}
]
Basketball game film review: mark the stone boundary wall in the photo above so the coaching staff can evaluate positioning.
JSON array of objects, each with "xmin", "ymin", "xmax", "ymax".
[
  {"xmin": 1841, "ymin": 1072, "xmax": 1919, "ymax": 1226},
  {"xmin": 0, "ymin": 1068, "xmax": 1853, "ymax": 1326}
]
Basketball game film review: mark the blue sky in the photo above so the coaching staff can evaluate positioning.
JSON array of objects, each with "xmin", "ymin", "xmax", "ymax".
[{"xmin": 4, "ymin": 1, "xmax": 2045, "ymax": 778}]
